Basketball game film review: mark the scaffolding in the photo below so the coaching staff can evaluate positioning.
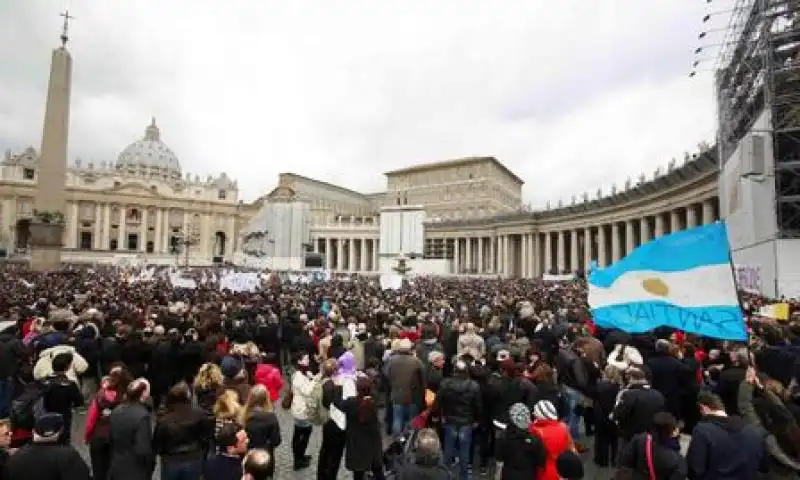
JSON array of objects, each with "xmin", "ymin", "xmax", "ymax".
[{"xmin": 716, "ymin": 0, "xmax": 800, "ymax": 236}]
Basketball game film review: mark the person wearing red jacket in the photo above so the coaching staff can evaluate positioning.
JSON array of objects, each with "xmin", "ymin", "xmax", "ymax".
[{"xmin": 254, "ymin": 362, "xmax": 283, "ymax": 403}]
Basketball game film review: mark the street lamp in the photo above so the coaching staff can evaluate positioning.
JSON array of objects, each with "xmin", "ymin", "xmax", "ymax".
[{"xmin": 171, "ymin": 220, "xmax": 200, "ymax": 267}]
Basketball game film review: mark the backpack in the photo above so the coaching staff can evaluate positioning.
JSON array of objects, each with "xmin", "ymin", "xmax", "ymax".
[
  {"xmin": 306, "ymin": 377, "xmax": 330, "ymax": 426},
  {"xmin": 10, "ymin": 379, "xmax": 49, "ymax": 429}
]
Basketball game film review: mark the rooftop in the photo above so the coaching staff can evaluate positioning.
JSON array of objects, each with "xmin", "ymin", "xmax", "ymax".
[{"xmin": 384, "ymin": 156, "xmax": 524, "ymax": 185}]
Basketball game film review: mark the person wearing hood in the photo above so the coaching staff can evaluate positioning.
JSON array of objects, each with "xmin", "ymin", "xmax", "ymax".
[
  {"xmin": 397, "ymin": 428, "xmax": 452, "ymax": 480},
  {"xmin": 496, "ymin": 403, "xmax": 546, "ymax": 480},
  {"xmin": 686, "ymin": 390, "xmax": 767, "ymax": 479},
  {"xmin": 33, "ymin": 339, "xmax": 88, "ymax": 385}
]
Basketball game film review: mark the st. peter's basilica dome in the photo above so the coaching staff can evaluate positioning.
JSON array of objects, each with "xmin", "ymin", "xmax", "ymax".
[{"xmin": 116, "ymin": 117, "xmax": 182, "ymax": 176}]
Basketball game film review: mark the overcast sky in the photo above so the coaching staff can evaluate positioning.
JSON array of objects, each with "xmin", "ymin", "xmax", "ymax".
[{"xmin": 0, "ymin": 1, "xmax": 723, "ymax": 206}]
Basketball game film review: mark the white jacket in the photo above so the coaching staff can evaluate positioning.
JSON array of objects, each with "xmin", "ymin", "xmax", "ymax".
[
  {"xmin": 290, "ymin": 370, "xmax": 315, "ymax": 420},
  {"xmin": 34, "ymin": 345, "xmax": 88, "ymax": 384}
]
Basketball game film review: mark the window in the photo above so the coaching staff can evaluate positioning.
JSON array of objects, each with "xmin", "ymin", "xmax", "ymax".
[
  {"xmin": 113, "ymin": 181, "xmax": 121, "ymax": 188},
  {"xmin": 109, "ymin": 239, "xmax": 118, "ymax": 251},
  {"xmin": 79, "ymin": 232, "xmax": 92, "ymax": 250},
  {"xmin": 146, "ymin": 241, "xmax": 154, "ymax": 253},
  {"xmin": 23, "ymin": 168, "xmax": 34, "ymax": 180},
  {"xmin": 218, "ymin": 190, "xmax": 227, "ymax": 199},
  {"xmin": 127, "ymin": 234, "xmax": 138, "ymax": 251}
]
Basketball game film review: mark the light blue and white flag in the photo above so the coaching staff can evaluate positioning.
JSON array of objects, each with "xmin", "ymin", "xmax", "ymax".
[{"xmin": 588, "ymin": 222, "xmax": 746, "ymax": 340}]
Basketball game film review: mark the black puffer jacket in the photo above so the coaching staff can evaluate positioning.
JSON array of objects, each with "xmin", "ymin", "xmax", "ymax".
[
  {"xmin": 436, "ymin": 375, "xmax": 482, "ymax": 426},
  {"xmin": 152, "ymin": 404, "xmax": 212, "ymax": 464}
]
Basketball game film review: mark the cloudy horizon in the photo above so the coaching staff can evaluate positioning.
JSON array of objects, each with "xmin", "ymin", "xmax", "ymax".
[{"xmin": 0, "ymin": 1, "xmax": 724, "ymax": 206}]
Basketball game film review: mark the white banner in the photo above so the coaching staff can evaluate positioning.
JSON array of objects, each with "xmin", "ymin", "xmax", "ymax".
[
  {"xmin": 734, "ymin": 265, "xmax": 762, "ymax": 294},
  {"xmin": 379, "ymin": 273, "xmax": 403, "ymax": 290},
  {"xmin": 219, "ymin": 272, "xmax": 260, "ymax": 293},
  {"xmin": 542, "ymin": 273, "xmax": 575, "ymax": 282}
]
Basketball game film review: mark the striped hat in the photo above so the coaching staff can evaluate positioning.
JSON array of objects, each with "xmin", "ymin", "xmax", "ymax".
[{"xmin": 533, "ymin": 400, "xmax": 558, "ymax": 421}]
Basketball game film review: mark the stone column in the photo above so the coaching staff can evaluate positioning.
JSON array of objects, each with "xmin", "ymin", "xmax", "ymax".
[
  {"xmin": 506, "ymin": 235, "xmax": 511, "ymax": 275},
  {"xmin": 162, "ymin": 210, "xmax": 171, "ymax": 253},
  {"xmin": 520, "ymin": 234, "xmax": 527, "ymax": 278},
  {"xmin": 702, "ymin": 200, "xmax": 715, "ymax": 224},
  {"xmin": 625, "ymin": 220, "xmax": 635, "ymax": 255},
  {"xmin": 610, "ymin": 222, "xmax": 621, "ymax": 263},
  {"xmin": 140, "ymin": 208, "xmax": 149, "ymax": 252},
  {"xmin": 477, "ymin": 237, "xmax": 484, "ymax": 273},
  {"xmin": 544, "ymin": 232, "xmax": 553, "ymax": 274},
  {"xmin": 465, "ymin": 237, "xmax": 472, "ymax": 273},
  {"xmin": 570, "ymin": 230, "xmax": 579, "ymax": 273},
  {"xmin": 488, "ymin": 236, "xmax": 495, "ymax": 273},
  {"xmin": 102, "ymin": 204, "xmax": 111, "ymax": 249},
  {"xmin": 373, "ymin": 239, "xmax": 380, "ymax": 271},
  {"xmin": 686, "ymin": 204, "xmax": 698, "ymax": 228},
  {"xmin": 639, "ymin": 217, "xmax": 650, "ymax": 245},
  {"xmin": 556, "ymin": 231, "xmax": 566, "ymax": 273},
  {"xmin": 226, "ymin": 216, "xmax": 235, "ymax": 259},
  {"xmin": 655, "ymin": 214, "xmax": 665, "ymax": 238},
  {"xmin": 670, "ymin": 210, "xmax": 682, "ymax": 234},
  {"xmin": 94, "ymin": 203, "xmax": 103, "ymax": 250},
  {"xmin": 154, "ymin": 208, "xmax": 163, "ymax": 253},
  {"xmin": 118, "ymin": 207, "xmax": 127, "ymax": 251},
  {"xmin": 66, "ymin": 202, "xmax": 78, "ymax": 249},
  {"xmin": 583, "ymin": 227, "xmax": 592, "ymax": 271},
  {"xmin": 325, "ymin": 238, "xmax": 333, "ymax": 270},
  {"xmin": 359, "ymin": 239, "xmax": 367, "ymax": 272},
  {"xmin": 532, "ymin": 233, "xmax": 540, "ymax": 277},
  {"xmin": 337, "ymin": 238, "xmax": 344, "ymax": 271},
  {"xmin": 453, "ymin": 238, "xmax": 460, "ymax": 274},
  {"xmin": 597, "ymin": 225, "xmax": 607, "ymax": 267},
  {"xmin": 496, "ymin": 237, "xmax": 502, "ymax": 274},
  {"xmin": 348, "ymin": 237, "xmax": 356, "ymax": 272}
]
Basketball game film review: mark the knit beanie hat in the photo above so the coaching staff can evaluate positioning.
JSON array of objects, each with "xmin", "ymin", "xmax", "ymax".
[
  {"xmin": 532, "ymin": 400, "xmax": 558, "ymax": 421},
  {"xmin": 508, "ymin": 402, "xmax": 531, "ymax": 430}
]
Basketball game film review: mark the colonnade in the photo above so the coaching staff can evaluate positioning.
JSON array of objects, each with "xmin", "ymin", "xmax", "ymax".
[
  {"xmin": 314, "ymin": 237, "xmax": 380, "ymax": 272},
  {"xmin": 449, "ymin": 198, "xmax": 718, "ymax": 277}
]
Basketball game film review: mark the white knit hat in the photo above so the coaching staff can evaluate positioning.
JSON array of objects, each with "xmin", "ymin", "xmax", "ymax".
[{"xmin": 533, "ymin": 400, "xmax": 558, "ymax": 421}]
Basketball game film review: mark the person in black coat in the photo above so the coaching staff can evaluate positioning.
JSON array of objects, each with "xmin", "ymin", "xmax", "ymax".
[
  {"xmin": 240, "ymin": 384, "xmax": 281, "ymax": 477},
  {"xmin": 40, "ymin": 352, "xmax": 84, "ymax": 445},
  {"xmin": 107, "ymin": 378, "xmax": 155, "ymax": 480},
  {"xmin": 613, "ymin": 368, "xmax": 666, "ymax": 445},
  {"xmin": 152, "ymin": 382, "xmax": 211, "ymax": 478},
  {"xmin": 686, "ymin": 391, "xmax": 768, "ymax": 479},
  {"xmin": 646, "ymin": 339, "xmax": 690, "ymax": 421},
  {"xmin": 5, "ymin": 413, "xmax": 91, "ymax": 480},
  {"xmin": 333, "ymin": 375, "xmax": 384, "ymax": 480},
  {"xmin": 592, "ymin": 366, "xmax": 622, "ymax": 468},
  {"xmin": 497, "ymin": 403, "xmax": 545, "ymax": 480},
  {"xmin": 618, "ymin": 411, "xmax": 686, "ymax": 479}
]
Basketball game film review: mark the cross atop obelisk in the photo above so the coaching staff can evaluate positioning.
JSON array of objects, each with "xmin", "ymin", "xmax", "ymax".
[{"xmin": 60, "ymin": 10, "xmax": 74, "ymax": 48}]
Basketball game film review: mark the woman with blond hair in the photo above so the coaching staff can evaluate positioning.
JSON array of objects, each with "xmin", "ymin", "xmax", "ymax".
[
  {"xmin": 212, "ymin": 389, "xmax": 242, "ymax": 444},
  {"xmin": 239, "ymin": 384, "xmax": 281, "ymax": 477},
  {"xmin": 193, "ymin": 362, "xmax": 224, "ymax": 417}
]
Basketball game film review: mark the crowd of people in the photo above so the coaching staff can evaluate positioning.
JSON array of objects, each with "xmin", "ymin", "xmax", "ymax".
[{"xmin": 0, "ymin": 264, "xmax": 798, "ymax": 479}]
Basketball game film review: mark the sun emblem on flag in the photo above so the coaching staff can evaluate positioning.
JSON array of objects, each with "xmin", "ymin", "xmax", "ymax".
[{"xmin": 642, "ymin": 277, "xmax": 669, "ymax": 297}]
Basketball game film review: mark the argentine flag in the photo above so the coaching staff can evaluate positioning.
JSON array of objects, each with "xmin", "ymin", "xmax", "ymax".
[{"xmin": 588, "ymin": 223, "xmax": 746, "ymax": 341}]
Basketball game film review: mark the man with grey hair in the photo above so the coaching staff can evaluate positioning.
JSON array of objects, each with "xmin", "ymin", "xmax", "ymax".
[{"xmin": 397, "ymin": 428, "xmax": 451, "ymax": 479}]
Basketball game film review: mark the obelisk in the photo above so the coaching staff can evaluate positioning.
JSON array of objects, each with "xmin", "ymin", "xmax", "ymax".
[{"xmin": 30, "ymin": 11, "xmax": 73, "ymax": 271}]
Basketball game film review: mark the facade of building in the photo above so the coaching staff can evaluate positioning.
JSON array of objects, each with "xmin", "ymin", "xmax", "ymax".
[
  {"xmin": 1, "ymin": 130, "xmax": 721, "ymax": 272},
  {"xmin": 1, "ymin": 118, "xmax": 240, "ymax": 265}
]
